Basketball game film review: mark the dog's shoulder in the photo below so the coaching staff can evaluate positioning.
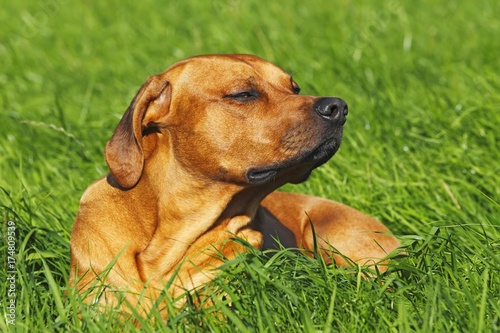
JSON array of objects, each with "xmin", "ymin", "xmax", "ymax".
[{"xmin": 75, "ymin": 175, "xmax": 129, "ymax": 226}]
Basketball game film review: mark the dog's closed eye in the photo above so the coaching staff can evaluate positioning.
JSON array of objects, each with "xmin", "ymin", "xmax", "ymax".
[
  {"xmin": 224, "ymin": 89, "xmax": 260, "ymax": 102},
  {"xmin": 291, "ymin": 80, "xmax": 301, "ymax": 94}
]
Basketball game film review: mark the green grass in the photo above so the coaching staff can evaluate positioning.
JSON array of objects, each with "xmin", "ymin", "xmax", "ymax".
[{"xmin": 1, "ymin": 0, "xmax": 499, "ymax": 331}]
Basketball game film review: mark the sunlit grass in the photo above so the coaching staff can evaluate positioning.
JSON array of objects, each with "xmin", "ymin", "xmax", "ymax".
[{"xmin": 1, "ymin": 0, "xmax": 499, "ymax": 331}]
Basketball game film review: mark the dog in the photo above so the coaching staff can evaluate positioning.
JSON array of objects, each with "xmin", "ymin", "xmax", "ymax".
[{"xmin": 69, "ymin": 54, "xmax": 400, "ymax": 315}]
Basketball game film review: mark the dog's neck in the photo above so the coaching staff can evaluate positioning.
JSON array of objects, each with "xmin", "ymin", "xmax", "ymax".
[{"xmin": 134, "ymin": 155, "xmax": 269, "ymax": 285}]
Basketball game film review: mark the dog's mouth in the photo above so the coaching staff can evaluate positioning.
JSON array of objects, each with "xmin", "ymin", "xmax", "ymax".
[
  {"xmin": 246, "ymin": 169, "xmax": 279, "ymax": 184},
  {"xmin": 246, "ymin": 136, "xmax": 341, "ymax": 185}
]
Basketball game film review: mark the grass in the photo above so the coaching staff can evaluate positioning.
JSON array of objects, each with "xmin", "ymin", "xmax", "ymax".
[{"xmin": 1, "ymin": 0, "xmax": 499, "ymax": 331}]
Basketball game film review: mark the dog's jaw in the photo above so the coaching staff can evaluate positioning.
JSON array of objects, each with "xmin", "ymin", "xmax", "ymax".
[{"xmin": 245, "ymin": 129, "xmax": 343, "ymax": 185}]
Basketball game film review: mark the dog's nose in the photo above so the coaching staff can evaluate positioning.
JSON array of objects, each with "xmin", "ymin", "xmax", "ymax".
[{"xmin": 314, "ymin": 97, "xmax": 348, "ymax": 124}]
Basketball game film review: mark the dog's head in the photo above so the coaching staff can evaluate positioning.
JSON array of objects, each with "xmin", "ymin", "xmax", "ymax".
[{"xmin": 105, "ymin": 54, "xmax": 347, "ymax": 189}]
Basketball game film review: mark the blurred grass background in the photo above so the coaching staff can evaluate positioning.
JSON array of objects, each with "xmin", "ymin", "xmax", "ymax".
[{"xmin": 1, "ymin": 0, "xmax": 499, "ymax": 332}]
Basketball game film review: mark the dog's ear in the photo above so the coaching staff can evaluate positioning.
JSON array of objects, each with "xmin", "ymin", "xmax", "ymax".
[{"xmin": 105, "ymin": 75, "xmax": 171, "ymax": 189}]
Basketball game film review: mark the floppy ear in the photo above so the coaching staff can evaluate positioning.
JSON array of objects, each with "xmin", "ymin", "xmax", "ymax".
[{"xmin": 105, "ymin": 75, "xmax": 171, "ymax": 189}]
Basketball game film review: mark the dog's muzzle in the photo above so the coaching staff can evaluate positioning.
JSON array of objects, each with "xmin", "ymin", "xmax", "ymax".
[{"xmin": 246, "ymin": 97, "xmax": 348, "ymax": 185}]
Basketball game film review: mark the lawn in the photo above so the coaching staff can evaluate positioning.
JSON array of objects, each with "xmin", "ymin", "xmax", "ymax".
[{"xmin": 1, "ymin": 0, "xmax": 499, "ymax": 332}]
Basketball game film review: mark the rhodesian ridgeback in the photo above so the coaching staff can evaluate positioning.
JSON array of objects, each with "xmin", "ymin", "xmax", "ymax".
[{"xmin": 69, "ymin": 54, "xmax": 400, "ymax": 315}]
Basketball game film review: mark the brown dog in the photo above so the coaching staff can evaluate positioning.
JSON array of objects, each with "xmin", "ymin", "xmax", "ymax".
[{"xmin": 69, "ymin": 54, "xmax": 400, "ymax": 315}]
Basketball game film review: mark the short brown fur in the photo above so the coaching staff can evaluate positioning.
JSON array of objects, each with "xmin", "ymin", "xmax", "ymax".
[{"xmin": 69, "ymin": 54, "xmax": 400, "ymax": 316}]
